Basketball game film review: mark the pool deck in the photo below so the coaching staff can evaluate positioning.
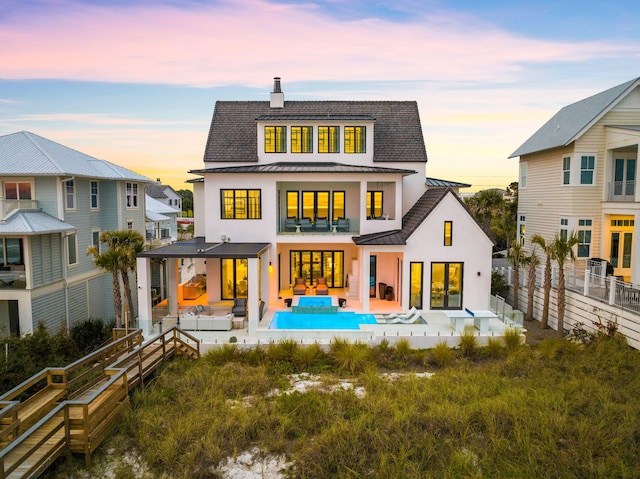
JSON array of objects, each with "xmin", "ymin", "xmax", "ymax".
[{"xmin": 151, "ymin": 294, "xmax": 524, "ymax": 352}]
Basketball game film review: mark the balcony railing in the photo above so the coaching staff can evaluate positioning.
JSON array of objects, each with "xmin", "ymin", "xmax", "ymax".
[
  {"xmin": 607, "ymin": 181, "xmax": 636, "ymax": 202},
  {"xmin": 278, "ymin": 217, "xmax": 360, "ymax": 235},
  {"xmin": 0, "ymin": 199, "xmax": 38, "ymax": 219},
  {"xmin": 0, "ymin": 268, "xmax": 27, "ymax": 289}
]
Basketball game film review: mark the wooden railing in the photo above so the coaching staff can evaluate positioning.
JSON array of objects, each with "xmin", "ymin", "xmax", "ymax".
[{"xmin": 0, "ymin": 327, "xmax": 199, "ymax": 479}]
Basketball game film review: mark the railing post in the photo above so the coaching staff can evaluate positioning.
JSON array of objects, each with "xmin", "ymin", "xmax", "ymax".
[
  {"xmin": 609, "ymin": 275, "xmax": 617, "ymax": 306},
  {"xmin": 584, "ymin": 270, "xmax": 590, "ymax": 296}
]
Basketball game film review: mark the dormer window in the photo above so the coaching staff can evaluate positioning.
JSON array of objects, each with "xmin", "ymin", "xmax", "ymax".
[
  {"xmin": 344, "ymin": 126, "xmax": 366, "ymax": 153},
  {"xmin": 318, "ymin": 126, "xmax": 340, "ymax": 153},
  {"xmin": 265, "ymin": 126, "xmax": 287, "ymax": 153},
  {"xmin": 291, "ymin": 126, "xmax": 313, "ymax": 153}
]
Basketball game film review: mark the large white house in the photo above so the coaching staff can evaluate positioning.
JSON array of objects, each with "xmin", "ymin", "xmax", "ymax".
[
  {"xmin": 0, "ymin": 131, "xmax": 154, "ymax": 336},
  {"xmin": 511, "ymin": 77, "xmax": 640, "ymax": 282},
  {"xmin": 136, "ymin": 78, "xmax": 493, "ymax": 335}
]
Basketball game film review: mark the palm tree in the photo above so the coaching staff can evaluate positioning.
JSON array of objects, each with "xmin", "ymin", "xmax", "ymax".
[
  {"xmin": 508, "ymin": 240, "xmax": 527, "ymax": 311},
  {"xmin": 552, "ymin": 232, "xmax": 579, "ymax": 337},
  {"xmin": 101, "ymin": 230, "xmax": 145, "ymax": 320},
  {"xmin": 88, "ymin": 246, "xmax": 124, "ymax": 327},
  {"xmin": 531, "ymin": 234, "xmax": 553, "ymax": 329},
  {"xmin": 525, "ymin": 245, "xmax": 540, "ymax": 322}
]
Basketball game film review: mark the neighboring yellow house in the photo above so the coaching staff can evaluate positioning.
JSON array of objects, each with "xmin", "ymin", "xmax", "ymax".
[{"xmin": 511, "ymin": 77, "xmax": 640, "ymax": 283}]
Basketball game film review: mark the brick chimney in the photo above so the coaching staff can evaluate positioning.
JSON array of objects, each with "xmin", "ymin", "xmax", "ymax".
[{"xmin": 270, "ymin": 77, "xmax": 284, "ymax": 109}]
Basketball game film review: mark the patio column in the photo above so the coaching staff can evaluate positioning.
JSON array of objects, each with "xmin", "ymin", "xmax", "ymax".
[
  {"xmin": 136, "ymin": 257, "xmax": 153, "ymax": 338},
  {"xmin": 632, "ymin": 218, "xmax": 640, "ymax": 284},
  {"xmin": 360, "ymin": 250, "xmax": 370, "ymax": 312},
  {"xmin": 247, "ymin": 257, "xmax": 259, "ymax": 333},
  {"xmin": 167, "ymin": 258, "xmax": 179, "ymax": 316}
]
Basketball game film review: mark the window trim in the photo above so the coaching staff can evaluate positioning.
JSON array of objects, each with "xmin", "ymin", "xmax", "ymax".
[
  {"xmin": 291, "ymin": 126, "xmax": 313, "ymax": 153},
  {"xmin": 65, "ymin": 179, "xmax": 76, "ymax": 210},
  {"xmin": 67, "ymin": 233, "xmax": 78, "ymax": 266},
  {"xmin": 90, "ymin": 180, "xmax": 99, "ymax": 209},
  {"xmin": 126, "ymin": 182, "xmax": 139, "ymax": 208},
  {"xmin": 577, "ymin": 218, "xmax": 593, "ymax": 257},
  {"xmin": 579, "ymin": 154, "xmax": 596, "ymax": 185},
  {"xmin": 520, "ymin": 162, "xmax": 527, "ymax": 188},
  {"xmin": 221, "ymin": 189, "xmax": 262, "ymax": 219},
  {"xmin": 318, "ymin": 126, "xmax": 340, "ymax": 153},
  {"xmin": 344, "ymin": 126, "xmax": 366, "ymax": 154},
  {"xmin": 444, "ymin": 221, "xmax": 453, "ymax": 246},
  {"xmin": 4, "ymin": 181, "xmax": 33, "ymax": 200},
  {"xmin": 562, "ymin": 156, "xmax": 571, "ymax": 185},
  {"xmin": 265, "ymin": 126, "xmax": 287, "ymax": 153},
  {"xmin": 366, "ymin": 191, "xmax": 384, "ymax": 219}
]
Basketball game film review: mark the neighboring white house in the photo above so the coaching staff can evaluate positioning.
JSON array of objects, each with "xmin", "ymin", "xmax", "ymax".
[
  {"xmin": 511, "ymin": 77, "xmax": 640, "ymax": 283},
  {"xmin": 0, "ymin": 131, "xmax": 154, "ymax": 336},
  {"xmin": 136, "ymin": 78, "xmax": 493, "ymax": 335}
]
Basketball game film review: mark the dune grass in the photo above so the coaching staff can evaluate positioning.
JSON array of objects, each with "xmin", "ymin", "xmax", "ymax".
[{"xmin": 45, "ymin": 334, "xmax": 640, "ymax": 479}]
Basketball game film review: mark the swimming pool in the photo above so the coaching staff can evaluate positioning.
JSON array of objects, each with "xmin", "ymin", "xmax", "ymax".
[
  {"xmin": 297, "ymin": 296, "xmax": 332, "ymax": 307},
  {"xmin": 270, "ymin": 311, "xmax": 377, "ymax": 330}
]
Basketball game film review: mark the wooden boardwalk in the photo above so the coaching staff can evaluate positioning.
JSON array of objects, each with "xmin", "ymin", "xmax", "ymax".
[{"xmin": 0, "ymin": 327, "xmax": 200, "ymax": 479}]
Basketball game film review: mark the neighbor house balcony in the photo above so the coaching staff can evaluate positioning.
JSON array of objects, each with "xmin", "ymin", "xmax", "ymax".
[
  {"xmin": 0, "ymin": 266, "xmax": 26, "ymax": 289},
  {"xmin": 607, "ymin": 181, "xmax": 636, "ymax": 202},
  {"xmin": 1, "ymin": 199, "xmax": 38, "ymax": 220},
  {"xmin": 146, "ymin": 227, "xmax": 172, "ymax": 247}
]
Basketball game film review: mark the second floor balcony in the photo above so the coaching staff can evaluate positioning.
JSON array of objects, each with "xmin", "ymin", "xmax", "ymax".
[
  {"xmin": 1, "ymin": 199, "xmax": 38, "ymax": 220},
  {"xmin": 0, "ymin": 266, "xmax": 26, "ymax": 289},
  {"xmin": 607, "ymin": 181, "xmax": 636, "ymax": 202}
]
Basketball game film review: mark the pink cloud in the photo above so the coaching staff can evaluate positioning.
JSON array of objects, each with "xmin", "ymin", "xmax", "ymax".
[{"xmin": 0, "ymin": 0, "xmax": 636, "ymax": 87}]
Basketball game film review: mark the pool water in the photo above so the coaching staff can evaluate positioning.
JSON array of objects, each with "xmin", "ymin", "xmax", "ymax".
[
  {"xmin": 270, "ymin": 311, "xmax": 377, "ymax": 330},
  {"xmin": 297, "ymin": 296, "xmax": 332, "ymax": 306}
]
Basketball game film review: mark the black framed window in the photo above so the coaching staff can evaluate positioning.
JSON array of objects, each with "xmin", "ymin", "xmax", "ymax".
[
  {"xmin": 221, "ymin": 189, "xmax": 262, "ymax": 219},
  {"xmin": 318, "ymin": 126, "xmax": 339, "ymax": 153},
  {"xmin": 291, "ymin": 126, "xmax": 313, "ymax": 153},
  {"xmin": 265, "ymin": 126, "xmax": 287, "ymax": 153},
  {"xmin": 344, "ymin": 126, "xmax": 365, "ymax": 153},
  {"xmin": 444, "ymin": 221, "xmax": 452, "ymax": 246},
  {"xmin": 366, "ymin": 191, "xmax": 383, "ymax": 218}
]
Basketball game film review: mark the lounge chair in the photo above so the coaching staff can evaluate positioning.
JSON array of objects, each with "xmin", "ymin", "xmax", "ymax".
[
  {"xmin": 293, "ymin": 277, "xmax": 307, "ymax": 295},
  {"xmin": 315, "ymin": 277, "xmax": 329, "ymax": 295},
  {"xmin": 383, "ymin": 307, "xmax": 417, "ymax": 321},
  {"xmin": 336, "ymin": 217, "xmax": 350, "ymax": 232},
  {"xmin": 315, "ymin": 217, "xmax": 330, "ymax": 232},
  {"xmin": 386, "ymin": 311, "xmax": 423, "ymax": 324},
  {"xmin": 284, "ymin": 216, "xmax": 298, "ymax": 232},
  {"xmin": 232, "ymin": 297, "xmax": 247, "ymax": 317},
  {"xmin": 299, "ymin": 217, "xmax": 313, "ymax": 232}
]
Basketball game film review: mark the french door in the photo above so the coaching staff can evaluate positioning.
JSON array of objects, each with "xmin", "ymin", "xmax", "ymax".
[
  {"xmin": 290, "ymin": 250, "xmax": 343, "ymax": 287},
  {"xmin": 430, "ymin": 262, "xmax": 463, "ymax": 309}
]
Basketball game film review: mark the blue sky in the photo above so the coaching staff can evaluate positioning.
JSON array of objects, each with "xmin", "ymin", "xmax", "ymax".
[{"xmin": 1, "ymin": 0, "xmax": 639, "ymax": 190}]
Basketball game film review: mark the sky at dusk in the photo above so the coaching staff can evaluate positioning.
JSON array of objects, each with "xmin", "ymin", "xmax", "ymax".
[{"xmin": 1, "ymin": 0, "xmax": 639, "ymax": 191}]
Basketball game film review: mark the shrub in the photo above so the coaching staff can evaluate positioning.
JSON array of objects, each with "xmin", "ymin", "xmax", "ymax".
[
  {"xmin": 485, "ymin": 337, "xmax": 506, "ymax": 358},
  {"xmin": 70, "ymin": 317, "xmax": 115, "ymax": 354},
  {"xmin": 503, "ymin": 328, "xmax": 523, "ymax": 353},
  {"xmin": 292, "ymin": 343, "xmax": 326, "ymax": 370},
  {"xmin": 431, "ymin": 342, "xmax": 454, "ymax": 368},
  {"xmin": 491, "ymin": 270, "xmax": 508, "ymax": 296},
  {"xmin": 329, "ymin": 338, "xmax": 373, "ymax": 374},
  {"xmin": 458, "ymin": 328, "xmax": 478, "ymax": 357}
]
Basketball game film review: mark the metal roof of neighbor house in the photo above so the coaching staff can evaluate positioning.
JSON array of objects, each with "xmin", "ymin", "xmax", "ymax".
[
  {"xmin": 137, "ymin": 237, "xmax": 270, "ymax": 259},
  {"xmin": 190, "ymin": 161, "xmax": 416, "ymax": 176},
  {"xmin": 425, "ymin": 177, "xmax": 471, "ymax": 188},
  {"xmin": 510, "ymin": 77, "xmax": 640, "ymax": 158},
  {"xmin": 203, "ymin": 101, "xmax": 428, "ymax": 163},
  {"xmin": 0, "ymin": 131, "xmax": 154, "ymax": 182},
  {"xmin": 0, "ymin": 209, "xmax": 76, "ymax": 235},
  {"xmin": 146, "ymin": 195, "xmax": 179, "ymax": 215}
]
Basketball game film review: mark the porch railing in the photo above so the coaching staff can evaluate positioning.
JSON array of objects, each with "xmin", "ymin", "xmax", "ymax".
[
  {"xmin": 0, "ymin": 199, "xmax": 38, "ymax": 220},
  {"xmin": 606, "ymin": 180, "xmax": 636, "ymax": 202},
  {"xmin": 493, "ymin": 259, "xmax": 640, "ymax": 315}
]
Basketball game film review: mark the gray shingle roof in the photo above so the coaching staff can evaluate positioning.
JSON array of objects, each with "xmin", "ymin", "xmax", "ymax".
[
  {"xmin": 352, "ymin": 229, "xmax": 405, "ymax": 246},
  {"xmin": 146, "ymin": 184, "xmax": 169, "ymax": 199},
  {"xmin": 0, "ymin": 131, "xmax": 154, "ymax": 182},
  {"xmin": 204, "ymin": 101, "xmax": 428, "ymax": 163},
  {"xmin": 190, "ymin": 162, "xmax": 416, "ymax": 176},
  {"xmin": 0, "ymin": 209, "xmax": 76, "ymax": 234},
  {"xmin": 510, "ymin": 77, "xmax": 640, "ymax": 158}
]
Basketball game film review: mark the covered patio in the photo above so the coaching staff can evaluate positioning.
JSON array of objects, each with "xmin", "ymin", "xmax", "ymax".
[{"xmin": 136, "ymin": 237, "xmax": 270, "ymax": 337}]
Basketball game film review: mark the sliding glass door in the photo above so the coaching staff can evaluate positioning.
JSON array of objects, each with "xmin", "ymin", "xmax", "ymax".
[
  {"xmin": 430, "ymin": 262, "xmax": 463, "ymax": 309},
  {"xmin": 290, "ymin": 250, "xmax": 344, "ymax": 287}
]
